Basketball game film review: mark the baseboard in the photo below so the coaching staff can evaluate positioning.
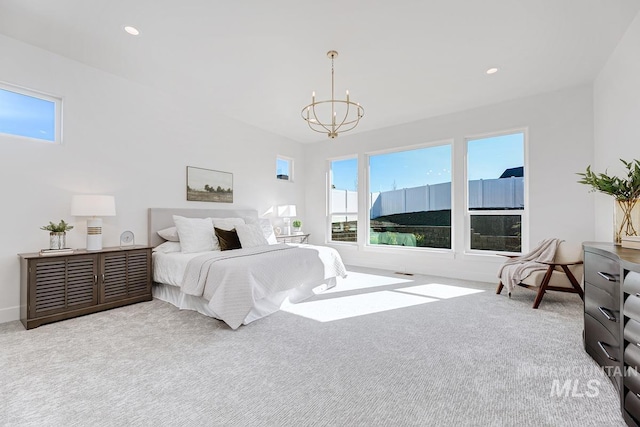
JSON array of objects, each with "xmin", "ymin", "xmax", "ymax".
[{"xmin": 0, "ymin": 305, "xmax": 20, "ymax": 324}]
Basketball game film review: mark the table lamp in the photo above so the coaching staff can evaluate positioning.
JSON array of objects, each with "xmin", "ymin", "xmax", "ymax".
[
  {"xmin": 71, "ymin": 195, "xmax": 116, "ymax": 251},
  {"xmin": 277, "ymin": 204, "xmax": 297, "ymax": 235}
]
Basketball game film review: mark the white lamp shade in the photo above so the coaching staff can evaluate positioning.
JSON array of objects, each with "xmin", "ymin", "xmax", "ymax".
[
  {"xmin": 71, "ymin": 195, "xmax": 116, "ymax": 217},
  {"xmin": 277, "ymin": 204, "xmax": 297, "ymax": 217}
]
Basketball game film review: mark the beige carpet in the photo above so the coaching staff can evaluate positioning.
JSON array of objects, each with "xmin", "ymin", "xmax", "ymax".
[{"xmin": 0, "ymin": 266, "xmax": 625, "ymax": 426}]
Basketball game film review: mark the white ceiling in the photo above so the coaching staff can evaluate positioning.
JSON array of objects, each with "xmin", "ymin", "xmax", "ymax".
[{"xmin": 1, "ymin": 0, "xmax": 639, "ymax": 143}]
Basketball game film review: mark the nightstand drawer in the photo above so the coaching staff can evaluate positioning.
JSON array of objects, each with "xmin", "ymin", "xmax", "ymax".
[
  {"xmin": 584, "ymin": 251, "xmax": 620, "ymax": 292},
  {"xmin": 585, "ymin": 283, "xmax": 618, "ymax": 338}
]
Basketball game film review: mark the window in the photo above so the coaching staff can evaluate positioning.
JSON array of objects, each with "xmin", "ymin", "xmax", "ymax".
[
  {"xmin": 330, "ymin": 157, "xmax": 358, "ymax": 242},
  {"xmin": 0, "ymin": 83, "xmax": 62, "ymax": 143},
  {"xmin": 276, "ymin": 156, "xmax": 293, "ymax": 181},
  {"xmin": 466, "ymin": 132, "xmax": 525, "ymax": 253},
  {"xmin": 368, "ymin": 144, "xmax": 452, "ymax": 249}
]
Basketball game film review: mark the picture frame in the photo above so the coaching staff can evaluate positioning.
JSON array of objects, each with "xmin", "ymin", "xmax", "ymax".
[{"xmin": 186, "ymin": 166, "xmax": 233, "ymax": 203}]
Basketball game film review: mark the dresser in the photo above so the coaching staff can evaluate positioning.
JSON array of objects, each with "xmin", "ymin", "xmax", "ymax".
[
  {"xmin": 583, "ymin": 243, "xmax": 640, "ymax": 426},
  {"xmin": 19, "ymin": 246, "xmax": 152, "ymax": 329}
]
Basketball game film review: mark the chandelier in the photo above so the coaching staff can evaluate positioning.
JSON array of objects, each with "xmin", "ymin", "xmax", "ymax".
[{"xmin": 301, "ymin": 50, "xmax": 364, "ymax": 139}]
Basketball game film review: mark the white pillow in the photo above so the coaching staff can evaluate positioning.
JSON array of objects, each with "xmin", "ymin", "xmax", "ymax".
[
  {"xmin": 172, "ymin": 215, "xmax": 215, "ymax": 253},
  {"xmin": 212, "ymin": 217, "xmax": 246, "ymax": 250},
  {"xmin": 259, "ymin": 218, "xmax": 278, "ymax": 245},
  {"xmin": 157, "ymin": 226, "xmax": 180, "ymax": 242},
  {"xmin": 236, "ymin": 223, "xmax": 268, "ymax": 248},
  {"xmin": 153, "ymin": 241, "xmax": 182, "ymax": 253}
]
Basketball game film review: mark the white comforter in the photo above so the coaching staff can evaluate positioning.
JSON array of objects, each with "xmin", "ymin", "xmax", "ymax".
[{"xmin": 180, "ymin": 243, "xmax": 346, "ymax": 329}]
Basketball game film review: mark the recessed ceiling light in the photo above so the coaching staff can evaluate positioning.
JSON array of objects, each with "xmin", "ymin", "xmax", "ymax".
[
  {"xmin": 486, "ymin": 67, "xmax": 499, "ymax": 75},
  {"xmin": 124, "ymin": 26, "xmax": 140, "ymax": 36}
]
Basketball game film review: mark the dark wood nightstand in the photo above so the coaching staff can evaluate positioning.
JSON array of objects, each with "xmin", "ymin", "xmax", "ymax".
[
  {"xmin": 18, "ymin": 245, "xmax": 153, "ymax": 329},
  {"xmin": 276, "ymin": 233, "xmax": 310, "ymax": 244}
]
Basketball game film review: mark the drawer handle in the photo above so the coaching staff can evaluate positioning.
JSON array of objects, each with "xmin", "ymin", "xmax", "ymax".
[
  {"xmin": 598, "ymin": 306, "xmax": 616, "ymax": 322},
  {"xmin": 93, "ymin": 274, "xmax": 98, "ymax": 285},
  {"xmin": 597, "ymin": 271, "xmax": 618, "ymax": 282},
  {"xmin": 598, "ymin": 341, "xmax": 617, "ymax": 361}
]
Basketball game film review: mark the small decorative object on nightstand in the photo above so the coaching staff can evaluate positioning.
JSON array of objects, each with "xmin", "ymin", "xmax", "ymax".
[
  {"xmin": 292, "ymin": 219, "xmax": 302, "ymax": 234},
  {"xmin": 276, "ymin": 233, "xmax": 309, "ymax": 244},
  {"xmin": 120, "ymin": 230, "xmax": 135, "ymax": 247}
]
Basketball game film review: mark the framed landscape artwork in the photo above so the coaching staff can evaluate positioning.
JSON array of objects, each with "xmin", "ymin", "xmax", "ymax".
[{"xmin": 186, "ymin": 166, "xmax": 233, "ymax": 203}]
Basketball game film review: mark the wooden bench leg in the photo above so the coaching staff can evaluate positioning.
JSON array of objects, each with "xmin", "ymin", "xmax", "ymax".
[{"xmin": 496, "ymin": 281, "xmax": 504, "ymax": 295}]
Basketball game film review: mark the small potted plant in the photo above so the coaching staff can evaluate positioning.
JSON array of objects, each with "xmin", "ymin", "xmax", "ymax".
[
  {"xmin": 292, "ymin": 219, "xmax": 302, "ymax": 233},
  {"xmin": 577, "ymin": 159, "xmax": 640, "ymax": 244},
  {"xmin": 41, "ymin": 220, "xmax": 74, "ymax": 250}
]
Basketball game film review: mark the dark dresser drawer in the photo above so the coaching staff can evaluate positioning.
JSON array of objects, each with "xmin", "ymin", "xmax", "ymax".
[
  {"xmin": 627, "ymin": 295, "xmax": 640, "ymax": 321},
  {"xmin": 627, "ymin": 367, "xmax": 640, "ymax": 397},
  {"xmin": 627, "ymin": 344, "xmax": 640, "ymax": 371},
  {"xmin": 626, "ymin": 319, "xmax": 640, "ymax": 346},
  {"xmin": 626, "ymin": 391, "xmax": 640, "ymax": 423},
  {"xmin": 585, "ymin": 283, "xmax": 619, "ymax": 337},
  {"xmin": 585, "ymin": 251, "xmax": 620, "ymax": 291},
  {"xmin": 585, "ymin": 312, "xmax": 620, "ymax": 363},
  {"xmin": 626, "ymin": 272, "xmax": 640, "ymax": 295}
]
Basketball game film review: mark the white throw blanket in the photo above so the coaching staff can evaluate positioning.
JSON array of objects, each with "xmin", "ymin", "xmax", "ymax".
[
  {"xmin": 181, "ymin": 244, "xmax": 347, "ymax": 329},
  {"xmin": 497, "ymin": 238, "xmax": 562, "ymax": 294}
]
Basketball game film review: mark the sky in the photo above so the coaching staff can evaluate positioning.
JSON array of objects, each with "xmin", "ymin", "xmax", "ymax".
[
  {"xmin": 0, "ymin": 88, "xmax": 55, "ymax": 142},
  {"xmin": 332, "ymin": 133, "xmax": 524, "ymax": 192}
]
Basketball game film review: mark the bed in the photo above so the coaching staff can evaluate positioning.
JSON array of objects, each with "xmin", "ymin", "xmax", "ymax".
[{"xmin": 148, "ymin": 208, "xmax": 346, "ymax": 329}]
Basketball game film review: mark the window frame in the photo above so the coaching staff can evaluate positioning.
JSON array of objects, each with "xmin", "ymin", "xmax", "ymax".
[
  {"xmin": 364, "ymin": 139, "xmax": 454, "ymax": 252},
  {"xmin": 327, "ymin": 154, "xmax": 359, "ymax": 245},
  {"xmin": 0, "ymin": 81, "xmax": 63, "ymax": 144},
  {"xmin": 276, "ymin": 155, "xmax": 294, "ymax": 182},
  {"xmin": 464, "ymin": 128, "xmax": 528, "ymax": 255}
]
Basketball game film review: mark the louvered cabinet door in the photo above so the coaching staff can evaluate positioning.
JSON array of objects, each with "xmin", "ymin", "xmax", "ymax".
[
  {"xmin": 100, "ymin": 249, "xmax": 151, "ymax": 303},
  {"xmin": 29, "ymin": 255, "xmax": 98, "ymax": 318},
  {"xmin": 20, "ymin": 246, "xmax": 152, "ymax": 329}
]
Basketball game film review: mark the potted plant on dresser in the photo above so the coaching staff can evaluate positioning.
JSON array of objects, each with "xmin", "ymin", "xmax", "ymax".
[
  {"xmin": 577, "ymin": 158, "xmax": 640, "ymax": 244},
  {"xmin": 41, "ymin": 220, "xmax": 74, "ymax": 250},
  {"xmin": 292, "ymin": 219, "xmax": 302, "ymax": 234}
]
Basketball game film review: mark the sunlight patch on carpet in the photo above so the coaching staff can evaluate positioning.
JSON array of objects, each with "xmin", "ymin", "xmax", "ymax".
[
  {"xmin": 394, "ymin": 283, "xmax": 485, "ymax": 299},
  {"xmin": 281, "ymin": 291, "xmax": 436, "ymax": 322},
  {"xmin": 322, "ymin": 271, "xmax": 413, "ymax": 294}
]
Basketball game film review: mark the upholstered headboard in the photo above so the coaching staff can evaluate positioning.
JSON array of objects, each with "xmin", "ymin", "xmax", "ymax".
[{"xmin": 148, "ymin": 208, "xmax": 259, "ymax": 247}]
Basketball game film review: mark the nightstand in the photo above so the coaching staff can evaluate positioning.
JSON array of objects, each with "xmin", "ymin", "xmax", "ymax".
[
  {"xmin": 18, "ymin": 245, "xmax": 153, "ymax": 329},
  {"xmin": 276, "ymin": 233, "xmax": 310, "ymax": 244}
]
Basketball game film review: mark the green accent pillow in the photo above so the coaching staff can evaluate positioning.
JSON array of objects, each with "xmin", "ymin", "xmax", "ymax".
[{"xmin": 214, "ymin": 227, "xmax": 242, "ymax": 251}]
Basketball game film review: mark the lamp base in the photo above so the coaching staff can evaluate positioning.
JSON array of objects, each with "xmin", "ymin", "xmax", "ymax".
[
  {"xmin": 283, "ymin": 218, "xmax": 291, "ymax": 236},
  {"xmin": 86, "ymin": 218, "xmax": 103, "ymax": 251}
]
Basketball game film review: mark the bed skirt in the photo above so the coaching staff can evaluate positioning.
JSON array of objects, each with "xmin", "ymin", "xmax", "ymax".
[{"xmin": 152, "ymin": 277, "xmax": 336, "ymax": 326}]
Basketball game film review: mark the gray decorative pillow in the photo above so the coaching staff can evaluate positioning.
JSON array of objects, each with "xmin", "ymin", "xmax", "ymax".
[
  {"xmin": 236, "ymin": 223, "xmax": 268, "ymax": 248},
  {"xmin": 157, "ymin": 226, "xmax": 180, "ymax": 242}
]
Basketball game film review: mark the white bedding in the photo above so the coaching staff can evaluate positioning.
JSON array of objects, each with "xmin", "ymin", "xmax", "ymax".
[{"xmin": 152, "ymin": 243, "xmax": 346, "ymax": 328}]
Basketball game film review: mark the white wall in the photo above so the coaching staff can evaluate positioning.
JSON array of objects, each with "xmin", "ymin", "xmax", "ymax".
[
  {"xmin": 594, "ymin": 12, "xmax": 640, "ymax": 242},
  {"xmin": 304, "ymin": 85, "xmax": 595, "ymax": 282},
  {"xmin": 0, "ymin": 35, "xmax": 304, "ymax": 323}
]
